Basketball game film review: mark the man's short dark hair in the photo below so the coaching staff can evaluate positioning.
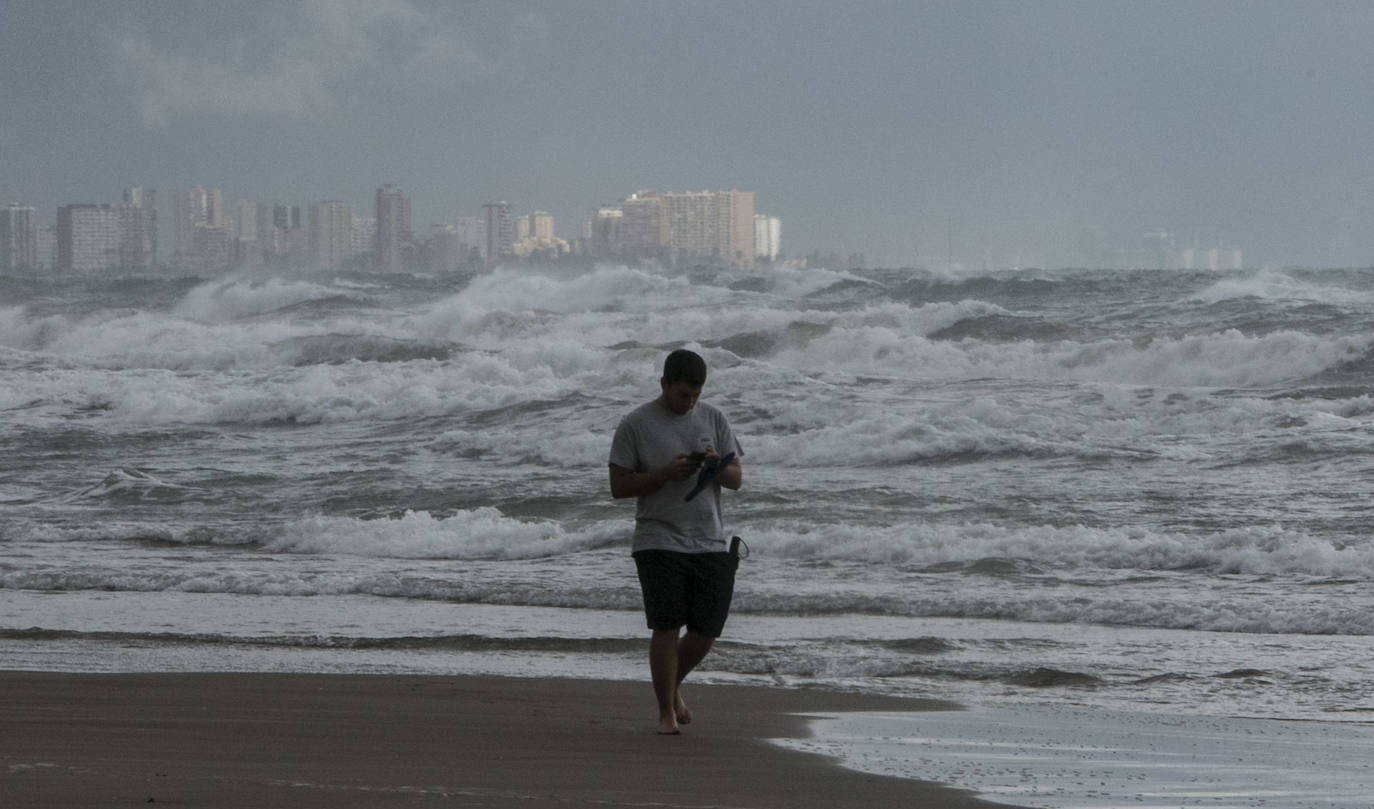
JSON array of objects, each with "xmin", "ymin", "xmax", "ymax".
[{"xmin": 662, "ymin": 349, "xmax": 707, "ymax": 387}]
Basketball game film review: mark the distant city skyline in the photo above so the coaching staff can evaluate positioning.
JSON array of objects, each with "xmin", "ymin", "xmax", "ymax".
[
  {"xmin": 2, "ymin": 181, "xmax": 786, "ymax": 275},
  {"xmin": 5, "ymin": 3, "xmax": 1374, "ymax": 268},
  {"xmin": 4, "ymin": 176, "xmax": 1257, "ymax": 275}
]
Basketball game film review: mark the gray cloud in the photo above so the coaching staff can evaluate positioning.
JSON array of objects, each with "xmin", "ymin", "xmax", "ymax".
[
  {"xmin": 112, "ymin": 0, "xmax": 497, "ymax": 125},
  {"xmin": 5, "ymin": 1, "xmax": 1371, "ymax": 267}
]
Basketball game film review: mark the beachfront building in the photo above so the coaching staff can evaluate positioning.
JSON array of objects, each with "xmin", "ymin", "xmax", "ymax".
[
  {"xmin": 661, "ymin": 190, "xmax": 755, "ymax": 268},
  {"xmin": 483, "ymin": 201, "xmax": 514, "ymax": 266},
  {"xmin": 309, "ymin": 201, "xmax": 354, "ymax": 271},
  {"xmin": 588, "ymin": 205, "xmax": 623, "ymax": 258},
  {"xmin": 115, "ymin": 200, "xmax": 153, "ymax": 272},
  {"xmin": 754, "ymin": 214, "xmax": 781, "ymax": 262},
  {"xmin": 353, "ymin": 217, "xmax": 376, "ymax": 260},
  {"xmin": 1143, "ymin": 229, "xmax": 1244, "ymax": 271},
  {"xmin": 274, "ymin": 203, "xmax": 301, "ymax": 231},
  {"xmin": 1180, "ymin": 245, "xmax": 1244, "ymax": 271},
  {"xmin": 1, "ymin": 203, "xmax": 38, "ymax": 273},
  {"xmin": 57, "ymin": 204, "xmax": 121, "ymax": 273},
  {"xmin": 510, "ymin": 210, "xmax": 565, "ymax": 258},
  {"xmin": 265, "ymin": 203, "xmax": 308, "ymax": 268},
  {"xmin": 121, "ymin": 187, "xmax": 157, "ymax": 270},
  {"xmin": 36, "ymin": 225, "xmax": 56, "ymax": 270},
  {"xmin": 531, "ymin": 211, "xmax": 555, "ymax": 243},
  {"xmin": 233, "ymin": 200, "xmax": 267, "ymax": 269},
  {"xmin": 662, "ymin": 191, "xmax": 711, "ymax": 260},
  {"xmin": 455, "ymin": 216, "xmax": 484, "ymax": 260},
  {"xmin": 175, "ymin": 186, "xmax": 231, "ymax": 273},
  {"xmin": 588, "ymin": 189, "xmax": 757, "ymax": 268},
  {"xmin": 620, "ymin": 192, "xmax": 669, "ymax": 261},
  {"xmin": 236, "ymin": 201, "xmax": 259, "ymax": 244},
  {"xmin": 375, "ymin": 184, "xmax": 411, "ymax": 273}
]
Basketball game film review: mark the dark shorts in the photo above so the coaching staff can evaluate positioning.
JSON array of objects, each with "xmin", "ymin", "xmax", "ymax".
[{"xmin": 632, "ymin": 549, "xmax": 739, "ymax": 638}]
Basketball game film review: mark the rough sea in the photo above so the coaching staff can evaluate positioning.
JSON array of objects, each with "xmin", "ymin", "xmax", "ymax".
[{"xmin": 4, "ymin": 263, "xmax": 1373, "ymax": 807}]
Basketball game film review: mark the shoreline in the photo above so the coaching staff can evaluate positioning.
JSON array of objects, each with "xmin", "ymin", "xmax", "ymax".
[{"xmin": 1, "ymin": 670, "xmax": 1015, "ymax": 808}]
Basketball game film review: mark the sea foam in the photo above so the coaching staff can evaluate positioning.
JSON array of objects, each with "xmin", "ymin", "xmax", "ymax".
[{"xmin": 267, "ymin": 507, "xmax": 595, "ymax": 559}]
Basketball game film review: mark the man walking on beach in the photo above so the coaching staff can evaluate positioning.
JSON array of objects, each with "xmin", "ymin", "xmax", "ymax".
[{"xmin": 609, "ymin": 348, "xmax": 743, "ymax": 735}]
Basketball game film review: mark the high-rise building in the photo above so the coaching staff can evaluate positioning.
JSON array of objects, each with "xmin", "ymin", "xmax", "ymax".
[
  {"xmin": 1137, "ymin": 228, "xmax": 1243, "ymax": 271},
  {"xmin": 589, "ymin": 205, "xmax": 623, "ymax": 257},
  {"xmin": 36, "ymin": 225, "xmax": 56, "ymax": 270},
  {"xmin": 483, "ymin": 201, "xmax": 514, "ymax": 266},
  {"xmin": 273, "ymin": 203, "xmax": 301, "ymax": 231},
  {"xmin": 754, "ymin": 214, "xmax": 781, "ymax": 262},
  {"xmin": 714, "ymin": 189, "xmax": 755, "ymax": 269},
  {"xmin": 267, "ymin": 203, "xmax": 306, "ymax": 267},
  {"xmin": 1, "ymin": 204, "xmax": 38, "ymax": 273},
  {"xmin": 620, "ymin": 192, "xmax": 668, "ymax": 260},
  {"xmin": 427, "ymin": 224, "xmax": 463, "ymax": 273},
  {"xmin": 255, "ymin": 203, "xmax": 271, "ymax": 244},
  {"xmin": 57, "ymin": 204, "xmax": 121, "ymax": 273},
  {"xmin": 233, "ymin": 200, "xmax": 264, "ymax": 269},
  {"xmin": 531, "ymin": 211, "xmax": 555, "ymax": 243},
  {"xmin": 309, "ymin": 201, "xmax": 354, "ymax": 270},
  {"xmin": 115, "ymin": 202, "xmax": 152, "ymax": 271},
  {"xmin": 175, "ymin": 186, "xmax": 221, "ymax": 257},
  {"xmin": 660, "ymin": 190, "xmax": 754, "ymax": 268},
  {"xmin": 236, "ymin": 201, "xmax": 259, "ymax": 242},
  {"xmin": 374, "ymin": 184, "xmax": 411, "ymax": 273},
  {"xmin": 661, "ymin": 191, "xmax": 711, "ymax": 259},
  {"xmin": 455, "ymin": 216, "xmax": 485, "ymax": 259},
  {"xmin": 352, "ymin": 217, "xmax": 376, "ymax": 258},
  {"xmin": 174, "ymin": 186, "xmax": 230, "ymax": 272},
  {"xmin": 122, "ymin": 187, "xmax": 157, "ymax": 268}
]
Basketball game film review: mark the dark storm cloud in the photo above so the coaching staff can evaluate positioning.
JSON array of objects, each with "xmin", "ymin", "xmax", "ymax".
[{"xmin": 3, "ymin": 0, "xmax": 1374, "ymax": 268}]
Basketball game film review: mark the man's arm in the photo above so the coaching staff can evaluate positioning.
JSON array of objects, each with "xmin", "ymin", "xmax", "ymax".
[
  {"xmin": 716, "ymin": 457, "xmax": 742, "ymax": 491},
  {"xmin": 608, "ymin": 457, "xmax": 698, "ymax": 499}
]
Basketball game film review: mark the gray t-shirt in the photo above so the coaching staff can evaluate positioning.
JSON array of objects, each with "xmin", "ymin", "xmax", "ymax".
[{"xmin": 608, "ymin": 399, "xmax": 743, "ymax": 554}]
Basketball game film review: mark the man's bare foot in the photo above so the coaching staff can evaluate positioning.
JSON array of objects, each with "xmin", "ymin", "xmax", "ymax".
[
  {"xmin": 674, "ymin": 692, "xmax": 692, "ymax": 725},
  {"xmin": 657, "ymin": 716, "xmax": 681, "ymax": 735}
]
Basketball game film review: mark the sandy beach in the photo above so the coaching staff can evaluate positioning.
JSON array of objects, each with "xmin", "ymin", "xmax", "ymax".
[{"xmin": 1, "ymin": 671, "xmax": 1014, "ymax": 808}]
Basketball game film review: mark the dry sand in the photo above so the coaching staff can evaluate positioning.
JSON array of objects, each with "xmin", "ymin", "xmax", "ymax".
[{"xmin": 1, "ymin": 671, "xmax": 1017, "ymax": 808}]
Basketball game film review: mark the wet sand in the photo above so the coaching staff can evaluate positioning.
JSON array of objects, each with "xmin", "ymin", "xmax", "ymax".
[{"xmin": 1, "ymin": 671, "xmax": 1015, "ymax": 808}]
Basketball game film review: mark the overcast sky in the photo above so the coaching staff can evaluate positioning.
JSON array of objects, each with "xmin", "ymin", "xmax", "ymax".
[{"xmin": 4, "ymin": 0, "xmax": 1374, "ymax": 269}]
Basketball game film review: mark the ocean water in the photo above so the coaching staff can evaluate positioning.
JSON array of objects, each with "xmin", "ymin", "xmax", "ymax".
[{"xmin": 4, "ymin": 264, "xmax": 1374, "ymax": 806}]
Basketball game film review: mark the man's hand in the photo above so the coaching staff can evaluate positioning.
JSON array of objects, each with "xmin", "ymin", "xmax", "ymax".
[
  {"xmin": 664, "ymin": 453, "xmax": 703, "ymax": 481},
  {"xmin": 609, "ymin": 455, "xmax": 696, "ymax": 499},
  {"xmin": 609, "ymin": 447, "xmax": 738, "ymax": 499},
  {"xmin": 711, "ymin": 449, "xmax": 741, "ymax": 491}
]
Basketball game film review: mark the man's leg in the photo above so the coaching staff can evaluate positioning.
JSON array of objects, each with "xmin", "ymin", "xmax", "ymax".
[
  {"xmin": 649, "ymin": 628, "xmax": 714, "ymax": 734},
  {"xmin": 672, "ymin": 629, "xmax": 714, "ymax": 725},
  {"xmin": 649, "ymin": 628, "xmax": 683, "ymax": 734}
]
